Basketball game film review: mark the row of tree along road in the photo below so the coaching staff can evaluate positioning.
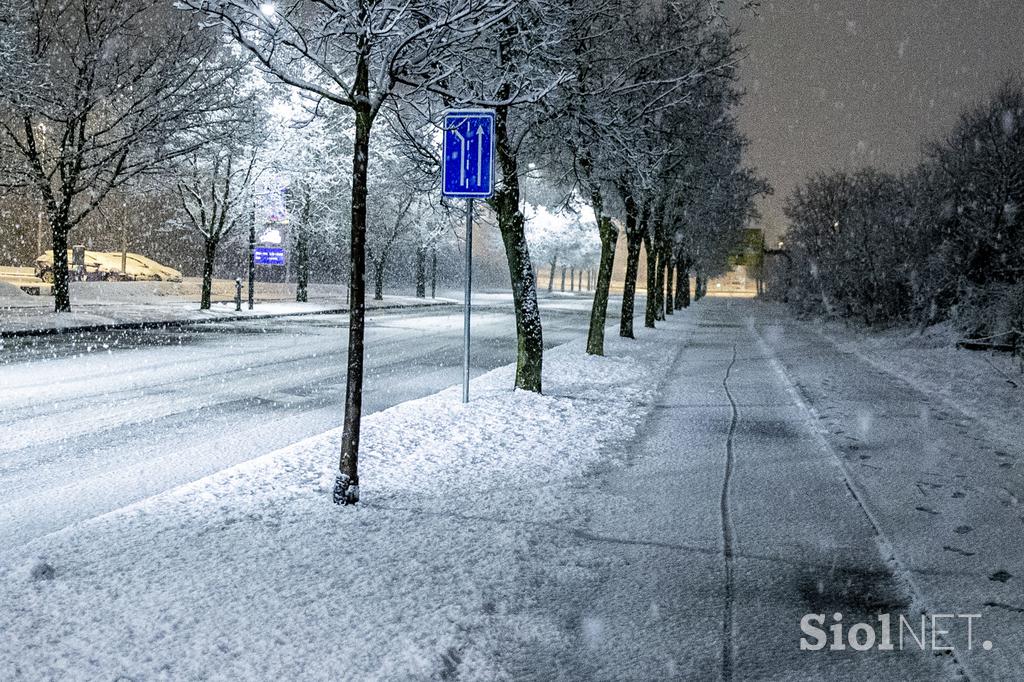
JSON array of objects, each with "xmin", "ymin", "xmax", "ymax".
[
  {"xmin": 0, "ymin": 0, "xmax": 768, "ymax": 504},
  {"xmin": 774, "ymin": 81, "xmax": 1024, "ymax": 355}
]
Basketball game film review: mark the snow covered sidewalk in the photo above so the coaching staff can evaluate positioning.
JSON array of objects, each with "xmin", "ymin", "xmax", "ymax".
[
  {"xmin": 750, "ymin": 302, "xmax": 1024, "ymax": 680},
  {"xmin": 489, "ymin": 299, "xmax": 955, "ymax": 680},
  {"xmin": 0, "ymin": 310, "xmax": 697, "ymax": 679}
]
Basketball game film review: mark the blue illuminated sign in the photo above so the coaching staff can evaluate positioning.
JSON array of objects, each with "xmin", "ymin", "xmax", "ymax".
[
  {"xmin": 442, "ymin": 110, "xmax": 495, "ymax": 198},
  {"xmin": 253, "ymin": 247, "xmax": 285, "ymax": 266}
]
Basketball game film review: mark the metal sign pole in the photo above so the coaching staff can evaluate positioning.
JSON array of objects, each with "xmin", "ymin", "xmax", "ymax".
[
  {"xmin": 463, "ymin": 198, "xmax": 473, "ymax": 404},
  {"xmin": 441, "ymin": 108, "xmax": 492, "ymax": 404}
]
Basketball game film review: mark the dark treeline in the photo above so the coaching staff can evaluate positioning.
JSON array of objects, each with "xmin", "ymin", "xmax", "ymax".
[{"xmin": 778, "ymin": 81, "xmax": 1024, "ymax": 350}]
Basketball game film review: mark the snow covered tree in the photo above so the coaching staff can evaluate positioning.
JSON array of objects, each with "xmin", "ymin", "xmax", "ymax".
[
  {"xmin": 922, "ymin": 81, "xmax": 1024, "ymax": 341},
  {"xmin": 365, "ymin": 126, "xmax": 437, "ymax": 301},
  {"xmin": 427, "ymin": 2, "xmax": 571, "ymax": 392},
  {"xmin": 783, "ymin": 80, "xmax": 1023, "ymax": 348},
  {"xmin": 411, "ymin": 203, "xmax": 457, "ymax": 299},
  {"xmin": 267, "ymin": 106, "xmax": 352, "ymax": 302},
  {"xmin": 785, "ymin": 169, "xmax": 909, "ymax": 324},
  {"xmin": 0, "ymin": 0, "xmax": 244, "ymax": 312},
  {"xmin": 540, "ymin": 0, "xmax": 739, "ymax": 348},
  {"xmin": 0, "ymin": 2, "xmax": 28, "ymax": 91},
  {"xmin": 175, "ymin": 136, "xmax": 263, "ymax": 310},
  {"xmin": 181, "ymin": 0, "xmax": 518, "ymax": 504},
  {"xmin": 524, "ymin": 202, "xmax": 591, "ymax": 293}
]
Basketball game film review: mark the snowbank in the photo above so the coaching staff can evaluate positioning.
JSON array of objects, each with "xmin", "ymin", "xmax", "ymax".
[
  {"xmin": 811, "ymin": 316, "xmax": 1024, "ymax": 454},
  {"xmin": 0, "ymin": 282, "xmax": 32, "ymax": 302},
  {"xmin": 0, "ymin": 315, "xmax": 696, "ymax": 680},
  {"xmin": 0, "ymin": 295, "xmax": 452, "ymax": 335},
  {"xmin": 68, "ymin": 279, "xmax": 351, "ymax": 305}
]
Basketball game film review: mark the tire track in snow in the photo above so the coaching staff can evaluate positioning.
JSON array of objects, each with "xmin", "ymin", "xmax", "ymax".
[{"xmin": 720, "ymin": 344, "xmax": 739, "ymax": 682}]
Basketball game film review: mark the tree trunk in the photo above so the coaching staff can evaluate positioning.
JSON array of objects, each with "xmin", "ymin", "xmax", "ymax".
[
  {"xmin": 560, "ymin": 265, "xmax": 566, "ymax": 292},
  {"xmin": 334, "ymin": 46, "xmax": 372, "ymax": 506},
  {"xmin": 50, "ymin": 219, "xmax": 71, "ymax": 312},
  {"xmin": 547, "ymin": 258, "xmax": 556, "ymax": 292},
  {"xmin": 643, "ymin": 230, "xmax": 657, "ymax": 329},
  {"xmin": 664, "ymin": 255, "xmax": 674, "ymax": 316},
  {"xmin": 587, "ymin": 268, "xmax": 592, "ymax": 292},
  {"xmin": 373, "ymin": 259, "xmax": 384, "ymax": 300},
  {"xmin": 430, "ymin": 247, "xmax": 437, "ymax": 299},
  {"xmin": 569, "ymin": 265, "xmax": 575, "ymax": 292},
  {"xmin": 415, "ymin": 246, "xmax": 426, "ymax": 298},
  {"xmin": 653, "ymin": 249, "xmax": 665, "ymax": 323},
  {"xmin": 490, "ymin": 100, "xmax": 542, "ymax": 392},
  {"xmin": 682, "ymin": 267, "xmax": 691, "ymax": 308},
  {"xmin": 200, "ymin": 236, "xmax": 218, "ymax": 310},
  {"xmin": 674, "ymin": 264, "xmax": 684, "ymax": 309},
  {"xmin": 294, "ymin": 219, "xmax": 309, "ymax": 303},
  {"xmin": 587, "ymin": 214, "xmax": 617, "ymax": 355},
  {"xmin": 619, "ymin": 194, "xmax": 642, "ymax": 339}
]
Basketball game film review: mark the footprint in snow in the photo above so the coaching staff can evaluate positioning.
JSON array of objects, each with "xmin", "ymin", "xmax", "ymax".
[
  {"xmin": 996, "ymin": 451, "xmax": 1017, "ymax": 469},
  {"xmin": 943, "ymin": 546, "xmax": 976, "ymax": 557},
  {"xmin": 954, "ymin": 525, "xmax": 973, "ymax": 535},
  {"xmin": 990, "ymin": 570, "xmax": 1013, "ymax": 583},
  {"xmin": 915, "ymin": 506, "xmax": 940, "ymax": 515}
]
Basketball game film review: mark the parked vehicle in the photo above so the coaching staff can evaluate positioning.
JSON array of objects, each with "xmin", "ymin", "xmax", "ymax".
[
  {"xmin": 35, "ymin": 249, "xmax": 183, "ymax": 283},
  {"xmin": 119, "ymin": 253, "xmax": 184, "ymax": 282}
]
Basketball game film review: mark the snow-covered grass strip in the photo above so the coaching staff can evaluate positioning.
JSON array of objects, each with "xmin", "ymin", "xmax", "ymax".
[
  {"xmin": 0, "ymin": 313, "xmax": 698, "ymax": 680},
  {"xmin": 808, "ymin": 318, "xmax": 1024, "ymax": 454}
]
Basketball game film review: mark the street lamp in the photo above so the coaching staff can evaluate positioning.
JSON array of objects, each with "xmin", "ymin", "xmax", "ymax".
[{"xmin": 259, "ymin": 2, "xmax": 276, "ymax": 18}]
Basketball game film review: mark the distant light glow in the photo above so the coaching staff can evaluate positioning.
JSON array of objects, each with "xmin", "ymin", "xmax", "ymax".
[{"xmin": 259, "ymin": 3, "xmax": 276, "ymax": 18}]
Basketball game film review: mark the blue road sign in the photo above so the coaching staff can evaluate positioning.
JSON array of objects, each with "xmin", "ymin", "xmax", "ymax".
[
  {"xmin": 442, "ymin": 110, "xmax": 495, "ymax": 198},
  {"xmin": 253, "ymin": 246, "xmax": 285, "ymax": 266}
]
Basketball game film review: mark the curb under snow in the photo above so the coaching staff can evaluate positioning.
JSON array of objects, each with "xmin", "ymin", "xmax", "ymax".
[{"xmin": 0, "ymin": 312, "xmax": 698, "ymax": 679}]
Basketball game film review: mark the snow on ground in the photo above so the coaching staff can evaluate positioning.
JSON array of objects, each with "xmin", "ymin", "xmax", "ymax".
[
  {"xmin": 798, "ymin": 312, "xmax": 1024, "ymax": 455},
  {"xmin": 0, "ymin": 295, "xmax": 455, "ymax": 335},
  {"xmin": 0, "ymin": 283, "xmax": 35, "ymax": 307},
  {"xmin": 0, "ymin": 306, "xmax": 596, "ymax": 551},
  {"xmin": 748, "ymin": 303, "xmax": 1024, "ymax": 679},
  {"xmin": 0, "ymin": 315, "xmax": 694, "ymax": 680}
]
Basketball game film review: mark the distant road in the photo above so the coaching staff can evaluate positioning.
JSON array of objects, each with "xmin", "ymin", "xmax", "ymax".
[{"xmin": 0, "ymin": 295, "xmax": 632, "ymax": 548}]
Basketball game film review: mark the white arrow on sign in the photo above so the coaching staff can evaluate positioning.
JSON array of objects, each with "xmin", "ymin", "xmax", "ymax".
[
  {"xmin": 452, "ymin": 126, "xmax": 468, "ymax": 188},
  {"xmin": 476, "ymin": 123, "xmax": 483, "ymax": 185}
]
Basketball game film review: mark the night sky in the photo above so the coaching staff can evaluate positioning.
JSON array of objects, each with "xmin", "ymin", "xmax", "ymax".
[{"xmin": 732, "ymin": 1, "xmax": 1024, "ymax": 242}]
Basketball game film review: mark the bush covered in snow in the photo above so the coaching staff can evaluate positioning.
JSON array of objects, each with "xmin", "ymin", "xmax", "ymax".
[{"xmin": 781, "ymin": 80, "xmax": 1024, "ymax": 351}]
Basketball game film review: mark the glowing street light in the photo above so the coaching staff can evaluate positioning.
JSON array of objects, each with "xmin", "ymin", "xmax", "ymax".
[{"xmin": 259, "ymin": 2, "xmax": 276, "ymax": 18}]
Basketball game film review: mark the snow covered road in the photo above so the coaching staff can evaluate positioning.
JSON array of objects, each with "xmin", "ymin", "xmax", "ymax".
[{"xmin": 0, "ymin": 297, "xmax": 610, "ymax": 549}]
